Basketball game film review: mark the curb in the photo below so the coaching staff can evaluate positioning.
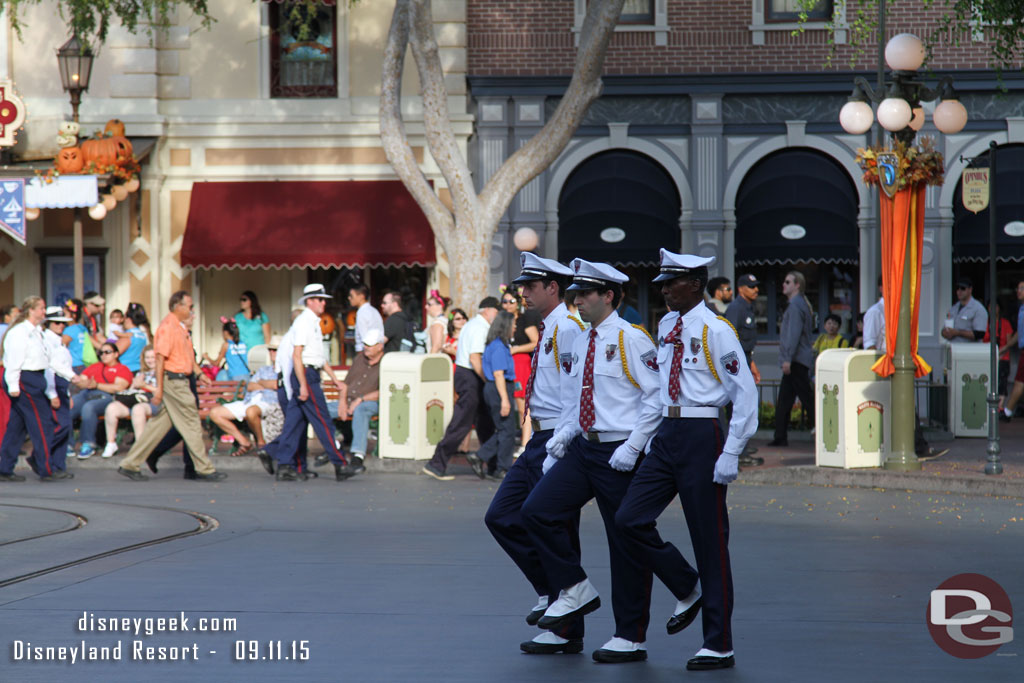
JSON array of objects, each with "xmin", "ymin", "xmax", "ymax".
[{"xmin": 739, "ymin": 465, "xmax": 1024, "ymax": 499}]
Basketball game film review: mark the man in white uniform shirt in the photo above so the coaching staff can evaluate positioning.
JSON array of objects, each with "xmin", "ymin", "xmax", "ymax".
[
  {"xmin": 423, "ymin": 296, "xmax": 500, "ymax": 480},
  {"xmin": 348, "ymin": 284, "xmax": 384, "ymax": 353},
  {"xmin": 615, "ymin": 250, "xmax": 757, "ymax": 672},
  {"xmin": 264, "ymin": 284, "xmax": 360, "ymax": 482},
  {"xmin": 521, "ymin": 259, "xmax": 662, "ymax": 664},
  {"xmin": 484, "ymin": 253, "xmax": 588, "ymax": 655},
  {"xmin": 863, "ymin": 279, "xmax": 885, "ymax": 351},
  {"xmin": 43, "ymin": 306, "xmax": 78, "ymax": 476}
]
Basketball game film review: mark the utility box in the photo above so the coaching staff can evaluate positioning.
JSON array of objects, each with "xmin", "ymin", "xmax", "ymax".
[
  {"xmin": 815, "ymin": 349, "xmax": 891, "ymax": 469},
  {"xmin": 378, "ymin": 353, "xmax": 453, "ymax": 459},
  {"xmin": 947, "ymin": 344, "xmax": 992, "ymax": 437}
]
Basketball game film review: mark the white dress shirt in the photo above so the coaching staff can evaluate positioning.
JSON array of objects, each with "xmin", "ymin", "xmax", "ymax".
[
  {"xmin": 3, "ymin": 320, "xmax": 50, "ymax": 395},
  {"xmin": 291, "ymin": 308, "xmax": 326, "ymax": 368},
  {"xmin": 556, "ymin": 311, "xmax": 662, "ymax": 451},
  {"xmin": 355, "ymin": 302, "xmax": 384, "ymax": 352},
  {"xmin": 275, "ymin": 327, "xmax": 296, "ymax": 401},
  {"xmin": 527, "ymin": 303, "xmax": 584, "ymax": 423},
  {"xmin": 656, "ymin": 305, "xmax": 758, "ymax": 458},
  {"xmin": 455, "ymin": 314, "xmax": 489, "ymax": 371},
  {"xmin": 44, "ymin": 328, "xmax": 76, "ymax": 398},
  {"xmin": 863, "ymin": 299, "xmax": 885, "ymax": 351}
]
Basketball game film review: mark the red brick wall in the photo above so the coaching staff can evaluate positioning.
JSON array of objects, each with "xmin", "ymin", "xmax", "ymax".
[{"xmin": 468, "ymin": 1, "xmax": 997, "ymax": 76}]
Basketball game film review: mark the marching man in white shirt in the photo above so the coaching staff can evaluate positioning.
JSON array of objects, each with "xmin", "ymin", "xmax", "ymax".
[
  {"xmin": 0, "ymin": 296, "xmax": 69, "ymax": 481},
  {"xmin": 42, "ymin": 305, "xmax": 79, "ymax": 476},
  {"xmin": 484, "ymin": 253, "xmax": 588, "ymax": 655},
  {"xmin": 615, "ymin": 250, "xmax": 757, "ymax": 672},
  {"xmin": 521, "ymin": 258, "xmax": 662, "ymax": 663},
  {"xmin": 263, "ymin": 284, "xmax": 361, "ymax": 482}
]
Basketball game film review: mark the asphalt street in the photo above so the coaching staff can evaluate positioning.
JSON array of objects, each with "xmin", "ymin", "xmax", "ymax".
[{"xmin": 1, "ymin": 468, "xmax": 1021, "ymax": 682}]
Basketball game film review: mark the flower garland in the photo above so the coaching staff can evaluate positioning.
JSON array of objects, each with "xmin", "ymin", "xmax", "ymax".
[{"xmin": 855, "ymin": 137, "xmax": 945, "ymax": 190}]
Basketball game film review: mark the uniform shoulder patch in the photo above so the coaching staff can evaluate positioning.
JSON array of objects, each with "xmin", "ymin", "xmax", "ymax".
[
  {"xmin": 720, "ymin": 350, "xmax": 740, "ymax": 375},
  {"xmin": 566, "ymin": 314, "xmax": 585, "ymax": 331},
  {"xmin": 716, "ymin": 315, "xmax": 740, "ymax": 340}
]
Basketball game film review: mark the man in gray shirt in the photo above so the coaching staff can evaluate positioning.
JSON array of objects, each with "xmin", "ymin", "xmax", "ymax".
[
  {"xmin": 941, "ymin": 278, "xmax": 987, "ymax": 343},
  {"xmin": 725, "ymin": 273, "xmax": 763, "ymax": 465},
  {"xmin": 768, "ymin": 271, "xmax": 815, "ymax": 447}
]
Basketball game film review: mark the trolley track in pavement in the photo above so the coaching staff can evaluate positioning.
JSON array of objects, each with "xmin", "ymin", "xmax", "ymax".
[{"xmin": 0, "ymin": 502, "xmax": 218, "ymax": 589}]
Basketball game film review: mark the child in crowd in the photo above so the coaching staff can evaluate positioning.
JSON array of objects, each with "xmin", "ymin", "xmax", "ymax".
[
  {"xmin": 106, "ymin": 309, "xmax": 125, "ymax": 342},
  {"xmin": 204, "ymin": 317, "xmax": 250, "ymax": 381}
]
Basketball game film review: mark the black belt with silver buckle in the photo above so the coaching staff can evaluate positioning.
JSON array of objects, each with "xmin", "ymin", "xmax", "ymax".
[{"xmin": 166, "ymin": 371, "xmax": 192, "ymax": 380}]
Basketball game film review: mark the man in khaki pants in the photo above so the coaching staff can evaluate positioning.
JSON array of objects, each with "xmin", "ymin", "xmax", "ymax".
[{"xmin": 118, "ymin": 291, "xmax": 227, "ymax": 482}]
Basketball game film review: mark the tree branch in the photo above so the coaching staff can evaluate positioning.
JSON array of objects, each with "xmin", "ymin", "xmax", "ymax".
[
  {"xmin": 478, "ymin": 0, "xmax": 625, "ymax": 226},
  {"xmin": 407, "ymin": 0, "xmax": 479, "ymax": 225},
  {"xmin": 380, "ymin": 0, "xmax": 454, "ymax": 247}
]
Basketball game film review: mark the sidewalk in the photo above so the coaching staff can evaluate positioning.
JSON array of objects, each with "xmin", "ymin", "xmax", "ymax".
[{"xmin": 61, "ymin": 422, "xmax": 1024, "ymax": 498}]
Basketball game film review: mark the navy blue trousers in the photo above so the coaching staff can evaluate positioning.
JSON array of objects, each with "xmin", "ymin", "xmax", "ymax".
[
  {"xmin": 616, "ymin": 418, "xmax": 733, "ymax": 653},
  {"xmin": 271, "ymin": 383, "xmax": 308, "ymax": 472},
  {"xmin": 49, "ymin": 376, "xmax": 72, "ymax": 471},
  {"xmin": 266, "ymin": 368, "xmax": 343, "ymax": 468},
  {"xmin": 522, "ymin": 436, "xmax": 653, "ymax": 643},
  {"xmin": 0, "ymin": 371, "xmax": 57, "ymax": 477},
  {"xmin": 484, "ymin": 429, "xmax": 584, "ymax": 640}
]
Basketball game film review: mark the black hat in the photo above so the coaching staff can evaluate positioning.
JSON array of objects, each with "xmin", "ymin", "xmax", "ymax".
[
  {"xmin": 956, "ymin": 277, "xmax": 973, "ymax": 289},
  {"xmin": 737, "ymin": 274, "xmax": 761, "ymax": 288}
]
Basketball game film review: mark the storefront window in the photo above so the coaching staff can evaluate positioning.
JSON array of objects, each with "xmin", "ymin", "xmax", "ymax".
[{"xmin": 270, "ymin": 1, "xmax": 338, "ymax": 98}]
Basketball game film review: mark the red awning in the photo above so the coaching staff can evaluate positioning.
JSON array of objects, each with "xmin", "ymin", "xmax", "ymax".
[{"xmin": 181, "ymin": 181, "xmax": 435, "ymax": 270}]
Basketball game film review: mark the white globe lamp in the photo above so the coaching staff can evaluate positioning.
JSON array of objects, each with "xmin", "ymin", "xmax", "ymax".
[
  {"xmin": 877, "ymin": 97, "xmax": 912, "ymax": 132},
  {"xmin": 933, "ymin": 99, "xmax": 968, "ymax": 134},
  {"xmin": 101, "ymin": 194, "xmax": 116, "ymax": 211},
  {"xmin": 839, "ymin": 100, "xmax": 874, "ymax": 135},
  {"xmin": 125, "ymin": 177, "xmax": 140, "ymax": 193},
  {"xmin": 112, "ymin": 184, "xmax": 129, "ymax": 201},
  {"xmin": 25, "ymin": 207, "xmax": 40, "ymax": 221},
  {"xmin": 513, "ymin": 227, "xmax": 539, "ymax": 252},
  {"xmin": 908, "ymin": 107, "xmax": 925, "ymax": 131},
  {"xmin": 88, "ymin": 203, "xmax": 107, "ymax": 220},
  {"xmin": 885, "ymin": 33, "xmax": 925, "ymax": 71}
]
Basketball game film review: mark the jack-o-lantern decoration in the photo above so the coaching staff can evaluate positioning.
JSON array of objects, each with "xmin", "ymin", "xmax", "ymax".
[
  {"xmin": 104, "ymin": 119, "xmax": 126, "ymax": 137},
  {"xmin": 81, "ymin": 136, "xmax": 120, "ymax": 167},
  {"xmin": 55, "ymin": 146, "xmax": 84, "ymax": 174},
  {"xmin": 111, "ymin": 135, "xmax": 133, "ymax": 162},
  {"xmin": 319, "ymin": 313, "xmax": 336, "ymax": 336}
]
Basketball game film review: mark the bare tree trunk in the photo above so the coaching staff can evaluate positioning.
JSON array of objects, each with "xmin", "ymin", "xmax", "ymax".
[{"xmin": 381, "ymin": 0, "xmax": 626, "ymax": 313}]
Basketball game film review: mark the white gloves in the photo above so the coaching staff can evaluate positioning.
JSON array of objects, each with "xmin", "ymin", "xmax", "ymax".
[
  {"xmin": 713, "ymin": 452, "xmax": 739, "ymax": 485},
  {"xmin": 545, "ymin": 429, "xmax": 574, "ymax": 459},
  {"xmin": 609, "ymin": 443, "xmax": 640, "ymax": 472},
  {"xmin": 542, "ymin": 454, "xmax": 559, "ymax": 475}
]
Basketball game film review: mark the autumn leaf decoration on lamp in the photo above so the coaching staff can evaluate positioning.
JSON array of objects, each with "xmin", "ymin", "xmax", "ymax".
[{"xmin": 855, "ymin": 138, "xmax": 945, "ymax": 190}]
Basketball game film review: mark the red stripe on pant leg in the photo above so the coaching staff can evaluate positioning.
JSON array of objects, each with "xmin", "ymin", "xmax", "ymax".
[
  {"xmin": 22, "ymin": 383, "xmax": 53, "ymax": 476},
  {"xmin": 307, "ymin": 369, "xmax": 346, "ymax": 465},
  {"xmin": 713, "ymin": 420, "xmax": 731, "ymax": 651}
]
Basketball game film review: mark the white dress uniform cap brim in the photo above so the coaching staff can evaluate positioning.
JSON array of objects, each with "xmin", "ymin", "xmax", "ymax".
[{"xmin": 653, "ymin": 248, "xmax": 716, "ymax": 282}]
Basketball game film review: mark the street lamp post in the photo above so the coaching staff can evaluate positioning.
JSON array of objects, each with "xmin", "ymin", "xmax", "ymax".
[
  {"xmin": 839, "ymin": 33, "xmax": 968, "ymax": 472},
  {"xmin": 56, "ymin": 34, "xmax": 94, "ymax": 300}
]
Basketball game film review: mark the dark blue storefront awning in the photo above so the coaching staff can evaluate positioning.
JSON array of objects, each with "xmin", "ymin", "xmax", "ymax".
[
  {"xmin": 558, "ymin": 150, "xmax": 681, "ymax": 267},
  {"xmin": 735, "ymin": 148, "xmax": 859, "ymax": 266}
]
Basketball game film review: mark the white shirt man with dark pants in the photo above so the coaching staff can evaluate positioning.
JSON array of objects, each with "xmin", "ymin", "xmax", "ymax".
[
  {"xmin": 422, "ymin": 297, "xmax": 500, "ymax": 480},
  {"xmin": 484, "ymin": 253, "xmax": 588, "ymax": 655},
  {"xmin": 615, "ymin": 250, "xmax": 757, "ymax": 672},
  {"xmin": 264, "ymin": 284, "xmax": 360, "ymax": 482},
  {"xmin": 521, "ymin": 259, "xmax": 662, "ymax": 663}
]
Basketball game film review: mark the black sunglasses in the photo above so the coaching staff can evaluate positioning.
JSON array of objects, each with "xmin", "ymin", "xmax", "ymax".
[{"xmin": 99, "ymin": 349, "xmax": 116, "ymax": 356}]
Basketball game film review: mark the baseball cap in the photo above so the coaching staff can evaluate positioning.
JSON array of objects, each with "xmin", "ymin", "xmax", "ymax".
[{"xmin": 737, "ymin": 274, "xmax": 761, "ymax": 288}]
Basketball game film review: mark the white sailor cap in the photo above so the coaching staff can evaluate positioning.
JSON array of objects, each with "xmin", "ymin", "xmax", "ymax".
[
  {"xmin": 566, "ymin": 258, "xmax": 629, "ymax": 291},
  {"xmin": 512, "ymin": 252, "xmax": 574, "ymax": 284},
  {"xmin": 652, "ymin": 249, "xmax": 716, "ymax": 282}
]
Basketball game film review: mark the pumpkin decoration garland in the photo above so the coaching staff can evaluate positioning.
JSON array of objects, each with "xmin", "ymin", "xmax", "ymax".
[{"xmin": 41, "ymin": 117, "xmax": 141, "ymax": 187}]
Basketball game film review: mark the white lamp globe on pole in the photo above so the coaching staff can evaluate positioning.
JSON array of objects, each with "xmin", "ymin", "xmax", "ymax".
[
  {"xmin": 840, "ymin": 100, "xmax": 874, "ymax": 135},
  {"xmin": 933, "ymin": 99, "xmax": 968, "ymax": 134},
  {"xmin": 885, "ymin": 33, "xmax": 926, "ymax": 72},
  {"xmin": 878, "ymin": 97, "xmax": 912, "ymax": 132}
]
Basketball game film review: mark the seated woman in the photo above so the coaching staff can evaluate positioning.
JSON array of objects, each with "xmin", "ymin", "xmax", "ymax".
[
  {"xmin": 114, "ymin": 304, "xmax": 151, "ymax": 373},
  {"xmin": 101, "ymin": 346, "xmax": 160, "ymax": 459},
  {"xmin": 70, "ymin": 341, "xmax": 132, "ymax": 458},
  {"xmin": 207, "ymin": 346, "xmax": 281, "ymax": 455}
]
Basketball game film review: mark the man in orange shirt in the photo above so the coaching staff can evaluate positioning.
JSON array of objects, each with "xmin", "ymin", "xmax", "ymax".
[{"xmin": 118, "ymin": 291, "xmax": 226, "ymax": 481}]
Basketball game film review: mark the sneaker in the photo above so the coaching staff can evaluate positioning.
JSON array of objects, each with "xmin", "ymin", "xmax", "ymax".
[
  {"xmin": 77, "ymin": 443, "xmax": 96, "ymax": 459},
  {"xmin": 421, "ymin": 464, "xmax": 454, "ymax": 481},
  {"xmin": 101, "ymin": 442, "xmax": 119, "ymax": 459}
]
